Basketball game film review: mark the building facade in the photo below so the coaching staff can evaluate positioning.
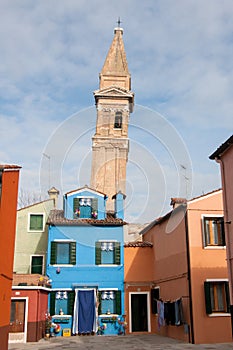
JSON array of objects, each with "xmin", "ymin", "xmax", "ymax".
[
  {"xmin": 210, "ymin": 134, "xmax": 233, "ymax": 333},
  {"xmin": 139, "ymin": 190, "xmax": 231, "ymax": 344},
  {"xmin": 124, "ymin": 241, "xmax": 155, "ymax": 334},
  {"xmin": 14, "ymin": 198, "xmax": 56, "ymax": 275},
  {"xmin": 91, "ymin": 25, "xmax": 134, "ymax": 212},
  {"xmin": 0, "ymin": 165, "xmax": 20, "ymax": 350},
  {"xmin": 10, "ymin": 191, "xmax": 58, "ymax": 344},
  {"xmin": 46, "ymin": 186, "xmax": 126, "ymax": 336}
]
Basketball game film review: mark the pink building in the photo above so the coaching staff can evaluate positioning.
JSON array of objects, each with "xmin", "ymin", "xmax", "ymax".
[
  {"xmin": 210, "ymin": 134, "xmax": 233, "ymax": 335},
  {"xmin": 136, "ymin": 189, "xmax": 231, "ymax": 344}
]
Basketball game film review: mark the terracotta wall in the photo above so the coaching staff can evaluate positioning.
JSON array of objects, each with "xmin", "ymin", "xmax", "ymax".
[
  {"xmin": 0, "ymin": 167, "xmax": 20, "ymax": 350},
  {"xmin": 11, "ymin": 288, "xmax": 49, "ymax": 342},
  {"xmin": 124, "ymin": 246, "xmax": 154, "ymax": 334},
  {"xmin": 143, "ymin": 207, "xmax": 190, "ymax": 342}
]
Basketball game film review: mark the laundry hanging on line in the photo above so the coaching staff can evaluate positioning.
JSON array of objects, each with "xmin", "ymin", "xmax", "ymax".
[{"xmin": 156, "ymin": 298, "xmax": 184, "ymax": 328}]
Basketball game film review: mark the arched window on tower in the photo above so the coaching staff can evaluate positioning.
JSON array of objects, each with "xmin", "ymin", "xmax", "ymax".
[{"xmin": 114, "ymin": 112, "xmax": 122, "ymax": 129}]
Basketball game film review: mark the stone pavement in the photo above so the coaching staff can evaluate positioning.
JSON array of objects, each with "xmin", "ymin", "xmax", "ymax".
[{"xmin": 8, "ymin": 335, "xmax": 233, "ymax": 350}]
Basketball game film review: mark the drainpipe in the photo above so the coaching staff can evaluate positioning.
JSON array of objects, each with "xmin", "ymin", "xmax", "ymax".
[
  {"xmin": 215, "ymin": 157, "xmax": 233, "ymax": 336},
  {"xmin": 36, "ymin": 289, "xmax": 40, "ymax": 341},
  {"xmin": 184, "ymin": 206, "xmax": 195, "ymax": 344}
]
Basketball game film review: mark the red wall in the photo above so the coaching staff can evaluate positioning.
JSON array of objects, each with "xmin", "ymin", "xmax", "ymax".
[
  {"xmin": 11, "ymin": 288, "xmax": 49, "ymax": 342},
  {"xmin": 0, "ymin": 166, "xmax": 20, "ymax": 350}
]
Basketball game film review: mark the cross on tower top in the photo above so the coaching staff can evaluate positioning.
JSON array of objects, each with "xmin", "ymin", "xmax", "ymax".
[{"xmin": 117, "ymin": 17, "xmax": 122, "ymax": 28}]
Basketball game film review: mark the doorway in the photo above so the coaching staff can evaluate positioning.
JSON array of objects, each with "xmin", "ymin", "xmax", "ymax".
[
  {"xmin": 9, "ymin": 298, "xmax": 28, "ymax": 343},
  {"xmin": 72, "ymin": 289, "xmax": 97, "ymax": 334},
  {"xmin": 130, "ymin": 292, "xmax": 150, "ymax": 332}
]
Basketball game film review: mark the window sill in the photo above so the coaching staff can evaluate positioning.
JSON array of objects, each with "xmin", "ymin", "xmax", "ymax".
[
  {"xmin": 204, "ymin": 246, "xmax": 226, "ymax": 250},
  {"xmin": 28, "ymin": 230, "xmax": 44, "ymax": 233},
  {"xmin": 208, "ymin": 313, "xmax": 231, "ymax": 317},
  {"xmin": 97, "ymin": 264, "xmax": 121, "ymax": 267},
  {"xmin": 99, "ymin": 314, "xmax": 119, "ymax": 317},
  {"xmin": 50, "ymin": 264, "xmax": 75, "ymax": 267}
]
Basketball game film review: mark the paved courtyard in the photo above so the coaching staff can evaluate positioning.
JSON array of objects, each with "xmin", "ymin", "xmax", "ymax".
[{"xmin": 8, "ymin": 334, "xmax": 233, "ymax": 350}]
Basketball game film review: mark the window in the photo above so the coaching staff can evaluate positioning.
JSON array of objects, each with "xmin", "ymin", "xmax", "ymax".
[
  {"xmin": 29, "ymin": 214, "xmax": 44, "ymax": 231},
  {"xmin": 31, "ymin": 255, "xmax": 43, "ymax": 274},
  {"xmin": 203, "ymin": 216, "xmax": 225, "ymax": 247},
  {"xmin": 151, "ymin": 287, "xmax": 160, "ymax": 314},
  {"xmin": 95, "ymin": 241, "xmax": 121, "ymax": 265},
  {"xmin": 50, "ymin": 241, "xmax": 76, "ymax": 265},
  {"xmin": 98, "ymin": 290, "xmax": 121, "ymax": 315},
  {"xmin": 50, "ymin": 291, "xmax": 75, "ymax": 316},
  {"xmin": 114, "ymin": 112, "xmax": 122, "ymax": 129},
  {"xmin": 204, "ymin": 281, "xmax": 230, "ymax": 314},
  {"xmin": 73, "ymin": 197, "xmax": 98, "ymax": 219}
]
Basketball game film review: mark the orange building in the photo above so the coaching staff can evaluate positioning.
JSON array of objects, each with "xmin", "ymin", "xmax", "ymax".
[
  {"xmin": 0, "ymin": 165, "xmax": 20, "ymax": 350},
  {"xmin": 125, "ymin": 189, "xmax": 232, "ymax": 344},
  {"xmin": 124, "ymin": 241, "xmax": 154, "ymax": 334}
]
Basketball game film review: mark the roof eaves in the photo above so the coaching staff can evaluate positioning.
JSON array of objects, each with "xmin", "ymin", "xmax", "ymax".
[
  {"xmin": 140, "ymin": 205, "xmax": 186, "ymax": 236},
  {"xmin": 209, "ymin": 135, "xmax": 233, "ymax": 160}
]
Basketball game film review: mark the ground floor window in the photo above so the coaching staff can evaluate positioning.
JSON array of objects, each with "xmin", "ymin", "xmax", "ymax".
[
  {"xmin": 98, "ymin": 290, "xmax": 121, "ymax": 315},
  {"xmin": 204, "ymin": 280, "xmax": 230, "ymax": 314},
  {"xmin": 50, "ymin": 291, "xmax": 75, "ymax": 316}
]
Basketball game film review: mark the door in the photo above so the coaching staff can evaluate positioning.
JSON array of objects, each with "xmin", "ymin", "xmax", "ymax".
[
  {"xmin": 9, "ymin": 299, "xmax": 27, "ymax": 343},
  {"xmin": 131, "ymin": 293, "xmax": 148, "ymax": 332},
  {"xmin": 72, "ymin": 289, "xmax": 97, "ymax": 334}
]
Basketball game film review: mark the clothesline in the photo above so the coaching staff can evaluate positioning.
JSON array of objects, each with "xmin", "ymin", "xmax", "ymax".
[{"xmin": 157, "ymin": 297, "xmax": 185, "ymax": 329}]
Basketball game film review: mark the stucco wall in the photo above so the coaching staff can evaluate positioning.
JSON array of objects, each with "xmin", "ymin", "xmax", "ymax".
[
  {"xmin": 47, "ymin": 224, "xmax": 124, "ymax": 290},
  {"xmin": 187, "ymin": 190, "xmax": 231, "ymax": 344},
  {"xmin": 14, "ymin": 199, "xmax": 54, "ymax": 274},
  {"xmin": 0, "ymin": 168, "xmax": 20, "ymax": 350},
  {"xmin": 11, "ymin": 288, "xmax": 49, "ymax": 342},
  {"xmin": 143, "ymin": 207, "xmax": 190, "ymax": 342}
]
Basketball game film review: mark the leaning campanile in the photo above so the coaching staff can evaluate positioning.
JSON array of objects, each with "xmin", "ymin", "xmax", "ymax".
[{"xmin": 91, "ymin": 24, "xmax": 134, "ymax": 212}]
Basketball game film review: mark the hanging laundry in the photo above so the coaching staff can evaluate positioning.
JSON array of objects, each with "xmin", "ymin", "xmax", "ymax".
[
  {"xmin": 175, "ymin": 298, "xmax": 184, "ymax": 326},
  {"xmin": 164, "ymin": 301, "xmax": 175, "ymax": 325},
  {"xmin": 157, "ymin": 300, "xmax": 164, "ymax": 330}
]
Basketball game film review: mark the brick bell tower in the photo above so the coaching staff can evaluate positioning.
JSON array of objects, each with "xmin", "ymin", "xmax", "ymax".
[{"xmin": 91, "ymin": 24, "xmax": 134, "ymax": 212}]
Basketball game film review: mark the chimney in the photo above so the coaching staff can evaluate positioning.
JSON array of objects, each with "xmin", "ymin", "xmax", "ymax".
[
  {"xmin": 112, "ymin": 191, "xmax": 126, "ymax": 219},
  {"xmin": 48, "ymin": 187, "xmax": 59, "ymax": 208}
]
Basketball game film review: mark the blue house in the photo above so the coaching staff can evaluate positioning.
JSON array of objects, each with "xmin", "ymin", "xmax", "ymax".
[{"xmin": 46, "ymin": 186, "xmax": 126, "ymax": 336}]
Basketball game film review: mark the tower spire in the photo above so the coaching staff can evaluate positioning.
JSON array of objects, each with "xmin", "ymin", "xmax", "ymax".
[{"xmin": 99, "ymin": 23, "xmax": 130, "ymax": 90}]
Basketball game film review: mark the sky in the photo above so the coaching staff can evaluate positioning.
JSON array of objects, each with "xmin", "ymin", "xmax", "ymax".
[{"xmin": 1, "ymin": 0, "xmax": 233, "ymax": 223}]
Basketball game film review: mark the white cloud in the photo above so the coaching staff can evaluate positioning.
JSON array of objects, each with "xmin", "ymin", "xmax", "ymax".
[{"xmin": 0, "ymin": 0, "xmax": 232, "ymax": 221}]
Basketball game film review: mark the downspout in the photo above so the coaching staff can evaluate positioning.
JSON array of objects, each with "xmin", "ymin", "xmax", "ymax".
[
  {"xmin": 184, "ymin": 205, "xmax": 195, "ymax": 344},
  {"xmin": 216, "ymin": 157, "xmax": 233, "ymax": 336},
  {"xmin": 36, "ymin": 289, "xmax": 40, "ymax": 341}
]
